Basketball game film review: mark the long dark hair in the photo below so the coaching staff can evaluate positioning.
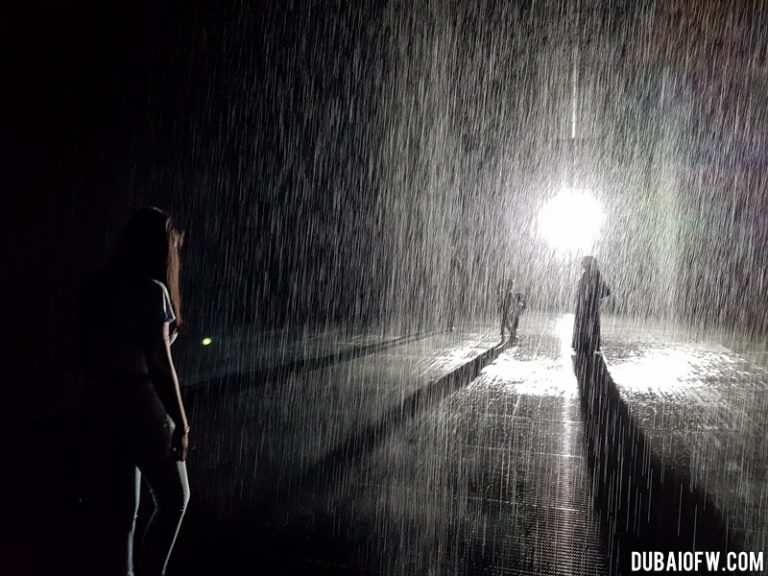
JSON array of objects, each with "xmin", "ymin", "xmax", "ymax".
[{"xmin": 111, "ymin": 207, "xmax": 184, "ymax": 324}]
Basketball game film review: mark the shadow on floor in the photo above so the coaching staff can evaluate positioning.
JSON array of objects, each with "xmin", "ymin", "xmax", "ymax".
[
  {"xmin": 187, "ymin": 330, "xmax": 436, "ymax": 393},
  {"xmin": 171, "ymin": 338, "xmax": 513, "ymax": 575},
  {"xmin": 573, "ymin": 352, "xmax": 742, "ymax": 575},
  {"xmin": 297, "ymin": 338, "xmax": 508, "ymax": 487}
]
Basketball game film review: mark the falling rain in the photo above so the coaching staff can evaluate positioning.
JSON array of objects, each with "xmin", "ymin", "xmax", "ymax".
[{"xmin": 3, "ymin": 1, "xmax": 768, "ymax": 575}]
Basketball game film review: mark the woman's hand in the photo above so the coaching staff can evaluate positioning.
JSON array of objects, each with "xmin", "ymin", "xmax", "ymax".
[
  {"xmin": 171, "ymin": 426, "xmax": 190, "ymax": 461},
  {"xmin": 146, "ymin": 319, "xmax": 190, "ymax": 462}
]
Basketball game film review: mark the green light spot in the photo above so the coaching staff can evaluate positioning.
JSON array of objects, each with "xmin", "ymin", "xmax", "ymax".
[{"xmin": 201, "ymin": 337, "xmax": 213, "ymax": 346}]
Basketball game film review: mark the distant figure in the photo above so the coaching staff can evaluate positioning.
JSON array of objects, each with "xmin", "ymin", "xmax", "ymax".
[
  {"xmin": 572, "ymin": 255, "xmax": 611, "ymax": 356},
  {"xmin": 500, "ymin": 281, "xmax": 526, "ymax": 341},
  {"xmin": 79, "ymin": 207, "xmax": 190, "ymax": 576},
  {"xmin": 448, "ymin": 253, "xmax": 465, "ymax": 332}
]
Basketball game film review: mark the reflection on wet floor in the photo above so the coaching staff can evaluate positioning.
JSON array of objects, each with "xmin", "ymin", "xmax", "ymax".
[
  {"xmin": 168, "ymin": 314, "xmax": 767, "ymax": 575},
  {"xmin": 300, "ymin": 316, "xmax": 607, "ymax": 575}
]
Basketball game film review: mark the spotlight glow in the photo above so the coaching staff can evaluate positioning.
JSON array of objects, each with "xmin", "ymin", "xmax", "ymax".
[
  {"xmin": 538, "ymin": 189, "xmax": 604, "ymax": 253},
  {"xmin": 201, "ymin": 337, "xmax": 213, "ymax": 346}
]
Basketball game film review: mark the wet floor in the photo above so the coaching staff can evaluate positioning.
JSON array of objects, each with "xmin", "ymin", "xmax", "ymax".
[
  {"xmin": 601, "ymin": 319, "xmax": 768, "ymax": 557},
  {"xmin": 305, "ymin": 318, "xmax": 608, "ymax": 575},
  {"xmin": 6, "ymin": 315, "xmax": 767, "ymax": 575},
  {"xmin": 173, "ymin": 313, "xmax": 766, "ymax": 575},
  {"xmin": 174, "ymin": 316, "xmax": 611, "ymax": 574},
  {"xmin": 183, "ymin": 330, "xmax": 501, "ymax": 519}
]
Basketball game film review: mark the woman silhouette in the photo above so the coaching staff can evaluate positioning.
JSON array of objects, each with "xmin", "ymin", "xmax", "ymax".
[
  {"xmin": 572, "ymin": 255, "xmax": 610, "ymax": 356},
  {"xmin": 80, "ymin": 207, "xmax": 190, "ymax": 576}
]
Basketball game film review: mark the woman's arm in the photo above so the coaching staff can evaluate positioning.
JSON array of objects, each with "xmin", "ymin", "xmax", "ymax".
[{"xmin": 146, "ymin": 322, "xmax": 190, "ymax": 460}]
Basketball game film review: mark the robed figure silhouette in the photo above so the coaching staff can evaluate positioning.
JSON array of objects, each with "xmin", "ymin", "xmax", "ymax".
[{"xmin": 572, "ymin": 256, "xmax": 610, "ymax": 356}]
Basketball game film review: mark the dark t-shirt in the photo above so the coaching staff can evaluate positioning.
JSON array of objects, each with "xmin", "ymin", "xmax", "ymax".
[{"xmin": 82, "ymin": 276, "xmax": 175, "ymax": 377}]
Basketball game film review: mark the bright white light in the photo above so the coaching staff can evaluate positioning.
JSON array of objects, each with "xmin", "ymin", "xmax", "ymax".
[{"xmin": 538, "ymin": 189, "xmax": 604, "ymax": 253}]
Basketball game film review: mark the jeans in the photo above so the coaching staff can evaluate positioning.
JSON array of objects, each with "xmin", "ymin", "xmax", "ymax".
[{"xmin": 81, "ymin": 378, "xmax": 190, "ymax": 576}]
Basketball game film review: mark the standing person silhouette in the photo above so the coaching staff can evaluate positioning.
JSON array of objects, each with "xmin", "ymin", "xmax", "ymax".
[
  {"xmin": 572, "ymin": 255, "xmax": 610, "ymax": 356},
  {"xmin": 79, "ymin": 207, "xmax": 190, "ymax": 576},
  {"xmin": 500, "ymin": 280, "xmax": 526, "ymax": 341},
  {"xmin": 447, "ymin": 253, "xmax": 465, "ymax": 332}
]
